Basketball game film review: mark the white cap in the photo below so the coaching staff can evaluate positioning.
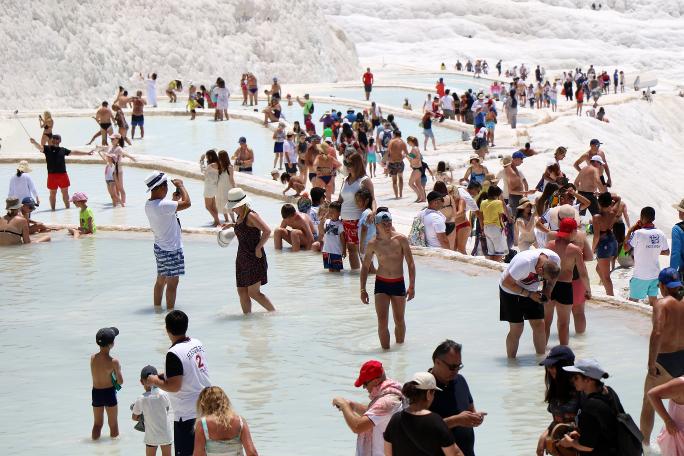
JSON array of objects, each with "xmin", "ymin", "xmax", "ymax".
[
  {"xmin": 409, "ymin": 372, "xmax": 442, "ymax": 391},
  {"xmin": 144, "ymin": 171, "xmax": 167, "ymax": 192},
  {"xmin": 590, "ymin": 154, "xmax": 605, "ymax": 165}
]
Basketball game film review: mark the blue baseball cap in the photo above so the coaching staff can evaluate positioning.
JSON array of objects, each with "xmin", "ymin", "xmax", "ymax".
[
  {"xmin": 21, "ymin": 197, "xmax": 37, "ymax": 208},
  {"xmin": 658, "ymin": 267, "xmax": 682, "ymax": 288},
  {"xmin": 512, "ymin": 151, "xmax": 525, "ymax": 160}
]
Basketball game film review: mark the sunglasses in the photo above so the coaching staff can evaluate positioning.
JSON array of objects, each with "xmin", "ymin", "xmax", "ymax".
[{"xmin": 439, "ymin": 358, "xmax": 464, "ymax": 371}]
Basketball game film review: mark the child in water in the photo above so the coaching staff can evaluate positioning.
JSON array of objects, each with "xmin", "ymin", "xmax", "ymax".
[
  {"xmin": 132, "ymin": 365, "xmax": 173, "ymax": 456},
  {"xmin": 280, "ymin": 173, "xmax": 306, "ymax": 197},
  {"xmin": 187, "ymin": 96, "xmax": 200, "ymax": 120},
  {"xmin": 97, "ymin": 148, "xmax": 120, "ymax": 206},
  {"xmin": 321, "ymin": 201, "xmax": 346, "ymax": 272},
  {"xmin": 91, "ymin": 327, "xmax": 123, "ymax": 440},
  {"xmin": 68, "ymin": 192, "xmax": 96, "ymax": 238}
]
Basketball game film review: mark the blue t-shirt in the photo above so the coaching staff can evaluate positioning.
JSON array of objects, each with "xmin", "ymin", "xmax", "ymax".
[{"xmin": 430, "ymin": 374, "xmax": 476, "ymax": 456}]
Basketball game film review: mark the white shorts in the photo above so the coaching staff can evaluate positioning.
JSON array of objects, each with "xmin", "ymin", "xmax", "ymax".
[{"xmin": 484, "ymin": 224, "xmax": 508, "ymax": 255}]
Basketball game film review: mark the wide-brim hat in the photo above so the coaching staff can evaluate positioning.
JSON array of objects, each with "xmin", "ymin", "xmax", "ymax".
[
  {"xmin": 217, "ymin": 227, "xmax": 235, "ymax": 248},
  {"xmin": 468, "ymin": 154, "xmax": 481, "ymax": 163},
  {"xmin": 672, "ymin": 198, "xmax": 684, "ymax": 213},
  {"xmin": 224, "ymin": 188, "xmax": 251, "ymax": 210},
  {"xmin": 549, "ymin": 204, "xmax": 581, "ymax": 227},
  {"xmin": 17, "ymin": 160, "xmax": 32, "ymax": 173}
]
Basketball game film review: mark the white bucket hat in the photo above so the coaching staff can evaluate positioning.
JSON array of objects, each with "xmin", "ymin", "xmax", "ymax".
[
  {"xmin": 224, "ymin": 188, "xmax": 251, "ymax": 210},
  {"xmin": 17, "ymin": 160, "xmax": 32, "ymax": 173},
  {"xmin": 217, "ymin": 227, "xmax": 235, "ymax": 248}
]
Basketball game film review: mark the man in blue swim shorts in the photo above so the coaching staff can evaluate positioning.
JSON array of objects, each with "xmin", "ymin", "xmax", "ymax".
[{"xmin": 360, "ymin": 211, "xmax": 416, "ymax": 350}]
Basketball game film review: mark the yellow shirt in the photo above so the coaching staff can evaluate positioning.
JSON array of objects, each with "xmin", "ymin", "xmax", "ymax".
[{"xmin": 480, "ymin": 199, "xmax": 504, "ymax": 227}]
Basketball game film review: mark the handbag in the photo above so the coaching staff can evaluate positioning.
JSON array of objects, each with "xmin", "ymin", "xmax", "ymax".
[{"xmin": 544, "ymin": 422, "xmax": 578, "ymax": 456}]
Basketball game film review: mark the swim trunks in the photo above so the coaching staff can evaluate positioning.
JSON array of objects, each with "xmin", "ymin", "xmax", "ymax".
[
  {"xmin": 578, "ymin": 191, "xmax": 600, "ymax": 216},
  {"xmin": 364, "ymin": 84, "xmax": 373, "ymax": 93},
  {"xmin": 285, "ymin": 164, "xmax": 297, "ymax": 175},
  {"xmin": 238, "ymin": 167, "xmax": 253, "ymax": 173},
  {"xmin": 629, "ymin": 277, "xmax": 658, "ymax": 299},
  {"xmin": 249, "ymin": 87, "xmax": 258, "ymax": 94},
  {"xmin": 499, "ymin": 287, "xmax": 544, "ymax": 323},
  {"xmin": 388, "ymin": 161, "xmax": 404, "ymax": 176},
  {"xmin": 323, "ymin": 252, "xmax": 343, "ymax": 271},
  {"xmin": 596, "ymin": 232, "xmax": 618, "ymax": 259},
  {"xmin": 153, "ymin": 244, "xmax": 185, "ymax": 277},
  {"xmin": 367, "ymin": 153, "xmax": 377, "ymax": 164},
  {"xmin": 551, "ymin": 281, "xmax": 574, "ymax": 305},
  {"xmin": 656, "ymin": 350, "xmax": 684, "ymax": 377},
  {"xmin": 47, "ymin": 172, "xmax": 70, "ymax": 190},
  {"xmin": 423, "ymin": 128, "xmax": 435, "ymax": 139},
  {"xmin": 342, "ymin": 219, "xmax": 359, "ymax": 245},
  {"xmin": 131, "ymin": 115, "xmax": 144, "ymax": 127},
  {"xmin": 99, "ymin": 122, "xmax": 112, "ymax": 131},
  {"xmin": 374, "ymin": 276, "xmax": 406, "ymax": 296},
  {"xmin": 92, "ymin": 386, "xmax": 117, "ymax": 407}
]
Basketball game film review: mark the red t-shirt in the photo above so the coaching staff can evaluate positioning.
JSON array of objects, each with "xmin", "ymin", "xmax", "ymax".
[
  {"xmin": 436, "ymin": 82, "xmax": 445, "ymax": 97},
  {"xmin": 363, "ymin": 72, "xmax": 373, "ymax": 86}
]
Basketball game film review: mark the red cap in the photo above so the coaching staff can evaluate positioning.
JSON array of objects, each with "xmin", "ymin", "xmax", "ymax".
[
  {"xmin": 557, "ymin": 217, "xmax": 578, "ymax": 238},
  {"xmin": 354, "ymin": 360, "xmax": 384, "ymax": 387}
]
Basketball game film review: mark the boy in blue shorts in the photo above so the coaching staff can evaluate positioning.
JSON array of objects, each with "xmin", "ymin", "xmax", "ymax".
[
  {"xmin": 321, "ymin": 201, "xmax": 346, "ymax": 272},
  {"xmin": 91, "ymin": 327, "xmax": 123, "ymax": 440}
]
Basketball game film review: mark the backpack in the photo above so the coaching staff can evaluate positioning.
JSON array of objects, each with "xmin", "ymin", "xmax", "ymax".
[
  {"xmin": 408, "ymin": 210, "xmax": 428, "ymax": 247},
  {"xmin": 381, "ymin": 130, "xmax": 392, "ymax": 149},
  {"xmin": 605, "ymin": 387, "xmax": 644, "ymax": 456},
  {"xmin": 471, "ymin": 136, "xmax": 486, "ymax": 151}
]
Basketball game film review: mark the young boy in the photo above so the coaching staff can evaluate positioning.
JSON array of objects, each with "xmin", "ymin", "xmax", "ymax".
[
  {"xmin": 69, "ymin": 192, "xmax": 96, "ymax": 238},
  {"xmin": 91, "ymin": 326, "xmax": 123, "ymax": 440},
  {"xmin": 280, "ymin": 173, "xmax": 306, "ymax": 197},
  {"xmin": 283, "ymin": 132, "xmax": 298, "ymax": 175},
  {"xmin": 624, "ymin": 206, "xmax": 670, "ymax": 305},
  {"xmin": 308, "ymin": 187, "xmax": 326, "ymax": 251},
  {"xmin": 132, "ymin": 365, "xmax": 173, "ymax": 456},
  {"xmin": 321, "ymin": 201, "xmax": 346, "ymax": 272},
  {"xmin": 187, "ymin": 96, "xmax": 200, "ymax": 120},
  {"xmin": 479, "ymin": 185, "xmax": 508, "ymax": 262},
  {"xmin": 274, "ymin": 203, "xmax": 315, "ymax": 252}
]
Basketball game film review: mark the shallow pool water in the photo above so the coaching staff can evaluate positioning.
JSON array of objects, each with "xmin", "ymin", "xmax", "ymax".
[
  {"xmin": 1, "ymin": 164, "xmax": 283, "ymax": 228},
  {"xmin": 0, "ymin": 234, "xmax": 657, "ymax": 455},
  {"xmin": 381, "ymin": 72, "xmax": 495, "ymax": 91},
  {"xmin": 307, "ymin": 87, "xmax": 430, "ymax": 113}
]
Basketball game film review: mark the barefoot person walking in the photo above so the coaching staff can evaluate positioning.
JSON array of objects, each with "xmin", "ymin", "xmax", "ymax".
[
  {"xmin": 360, "ymin": 211, "xmax": 416, "ymax": 350},
  {"xmin": 223, "ymin": 188, "xmax": 275, "ymax": 314}
]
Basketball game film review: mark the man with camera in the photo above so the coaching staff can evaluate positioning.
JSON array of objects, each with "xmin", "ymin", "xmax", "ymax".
[{"xmin": 499, "ymin": 248, "xmax": 561, "ymax": 358}]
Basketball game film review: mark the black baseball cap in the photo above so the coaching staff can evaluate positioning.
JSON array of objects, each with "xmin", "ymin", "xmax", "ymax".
[
  {"xmin": 21, "ymin": 197, "xmax": 36, "ymax": 209},
  {"xmin": 96, "ymin": 327, "xmax": 119, "ymax": 347},
  {"xmin": 590, "ymin": 139, "xmax": 602, "ymax": 146},
  {"xmin": 427, "ymin": 191, "xmax": 445, "ymax": 203},
  {"xmin": 140, "ymin": 365, "xmax": 158, "ymax": 379},
  {"xmin": 539, "ymin": 345, "xmax": 575, "ymax": 366}
]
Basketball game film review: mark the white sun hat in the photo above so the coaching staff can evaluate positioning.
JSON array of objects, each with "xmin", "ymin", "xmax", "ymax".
[
  {"xmin": 217, "ymin": 227, "xmax": 235, "ymax": 248},
  {"xmin": 224, "ymin": 188, "xmax": 251, "ymax": 210}
]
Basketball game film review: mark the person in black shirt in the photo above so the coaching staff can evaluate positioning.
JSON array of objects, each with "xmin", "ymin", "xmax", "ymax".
[
  {"xmin": 383, "ymin": 372, "xmax": 463, "ymax": 456},
  {"xmin": 428, "ymin": 340, "xmax": 485, "ymax": 456},
  {"xmin": 30, "ymin": 135, "xmax": 93, "ymax": 210},
  {"xmin": 561, "ymin": 358, "xmax": 623, "ymax": 455}
]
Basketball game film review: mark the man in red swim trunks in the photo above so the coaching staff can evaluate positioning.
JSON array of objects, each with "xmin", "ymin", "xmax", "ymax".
[
  {"xmin": 30, "ymin": 135, "xmax": 93, "ymax": 210},
  {"xmin": 362, "ymin": 68, "xmax": 374, "ymax": 101}
]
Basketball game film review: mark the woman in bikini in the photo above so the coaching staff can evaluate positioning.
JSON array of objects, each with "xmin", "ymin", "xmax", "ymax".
[
  {"xmin": 449, "ymin": 184, "xmax": 471, "ymax": 254},
  {"xmin": 111, "ymin": 105, "xmax": 131, "ymax": 146},
  {"xmin": 592, "ymin": 192, "xmax": 624, "ymax": 296},
  {"xmin": 0, "ymin": 198, "xmax": 31, "ymax": 246},
  {"xmin": 434, "ymin": 181, "xmax": 457, "ymax": 249},
  {"xmin": 106, "ymin": 135, "xmax": 137, "ymax": 207},
  {"xmin": 406, "ymin": 136, "xmax": 425, "ymax": 203},
  {"xmin": 462, "ymin": 155, "xmax": 489, "ymax": 186},
  {"xmin": 312, "ymin": 143, "xmax": 340, "ymax": 201},
  {"xmin": 38, "ymin": 111, "xmax": 53, "ymax": 146}
]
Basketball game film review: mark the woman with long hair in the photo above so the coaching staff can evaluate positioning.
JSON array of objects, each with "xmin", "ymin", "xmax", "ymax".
[
  {"xmin": 421, "ymin": 111, "xmax": 437, "ymax": 151},
  {"xmin": 223, "ymin": 188, "xmax": 275, "ymax": 314},
  {"xmin": 215, "ymin": 78, "xmax": 230, "ymax": 122},
  {"xmin": 406, "ymin": 136, "xmax": 425, "ymax": 203},
  {"xmin": 107, "ymin": 134, "xmax": 137, "ymax": 207},
  {"xmin": 201, "ymin": 150, "xmax": 221, "ymax": 226},
  {"xmin": 194, "ymin": 386, "xmax": 259, "ymax": 456},
  {"xmin": 515, "ymin": 198, "xmax": 537, "ymax": 251},
  {"xmin": 534, "ymin": 182, "xmax": 559, "ymax": 247},
  {"xmin": 338, "ymin": 153, "xmax": 375, "ymax": 270},
  {"xmin": 592, "ymin": 192, "xmax": 624, "ymax": 296},
  {"xmin": 38, "ymin": 111, "xmax": 53, "ymax": 146},
  {"xmin": 383, "ymin": 372, "xmax": 464, "ymax": 456},
  {"xmin": 312, "ymin": 143, "xmax": 339, "ymax": 201},
  {"xmin": 536, "ymin": 346, "xmax": 579, "ymax": 456},
  {"xmin": 216, "ymin": 151, "xmax": 236, "ymax": 224}
]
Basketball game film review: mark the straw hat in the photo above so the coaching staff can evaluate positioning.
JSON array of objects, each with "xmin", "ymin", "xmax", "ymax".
[
  {"xmin": 549, "ymin": 204, "xmax": 581, "ymax": 227},
  {"xmin": 5, "ymin": 197, "xmax": 21, "ymax": 211},
  {"xmin": 501, "ymin": 155, "xmax": 512, "ymax": 167},
  {"xmin": 517, "ymin": 197, "xmax": 532, "ymax": 208},
  {"xmin": 673, "ymin": 198, "xmax": 684, "ymax": 213},
  {"xmin": 17, "ymin": 160, "xmax": 32, "ymax": 173},
  {"xmin": 217, "ymin": 227, "xmax": 235, "ymax": 248},
  {"xmin": 468, "ymin": 154, "xmax": 481, "ymax": 163},
  {"xmin": 224, "ymin": 188, "xmax": 251, "ymax": 210},
  {"xmin": 483, "ymin": 173, "xmax": 499, "ymax": 186}
]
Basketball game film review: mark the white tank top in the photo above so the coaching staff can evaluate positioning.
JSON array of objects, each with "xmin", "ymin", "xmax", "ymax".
[
  {"xmin": 340, "ymin": 176, "xmax": 369, "ymax": 221},
  {"xmin": 168, "ymin": 337, "xmax": 212, "ymax": 421}
]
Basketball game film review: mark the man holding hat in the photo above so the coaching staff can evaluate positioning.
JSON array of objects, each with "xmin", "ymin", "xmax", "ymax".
[
  {"xmin": 573, "ymin": 138, "xmax": 612, "ymax": 188},
  {"xmin": 545, "ymin": 218, "xmax": 591, "ymax": 346},
  {"xmin": 671, "ymin": 198, "xmax": 684, "ymax": 279},
  {"xmin": 144, "ymin": 171, "xmax": 191, "ymax": 309},
  {"xmin": 560, "ymin": 359, "xmax": 630, "ymax": 454},
  {"xmin": 360, "ymin": 210, "xmax": 416, "ymax": 349},
  {"xmin": 332, "ymin": 360, "xmax": 403, "ymax": 456}
]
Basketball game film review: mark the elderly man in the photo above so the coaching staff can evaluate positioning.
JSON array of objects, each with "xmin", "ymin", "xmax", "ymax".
[
  {"xmin": 499, "ymin": 248, "xmax": 561, "ymax": 358},
  {"xmin": 332, "ymin": 360, "xmax": 403, "ymax": 456},
  {"xmin": 429, "ymin": 340, "xmax": 485, "ymax": 456}
]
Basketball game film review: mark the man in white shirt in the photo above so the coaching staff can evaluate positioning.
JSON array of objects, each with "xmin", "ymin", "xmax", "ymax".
[
  {"xmin": 148, "ymin": 310, "xmax": 211, "ymax": 456},
  {"xmin": 499, "ymin": 249, "xmax": 561, "ymax": 358},
  {"xmin": 332, "ymin": 360, "xmax": 403, "ymax": 456},
  {"xmin": 144, "ymin": 171, "xmax": 191, "ymax": 309},
  {"xmin": 625, "ymin": 207, "xmax": 670, "ymax": 305},
  {"xmin": 423, "ymin": 191, "xmax": 449, "ymax": 249},
  {"xmin": 283, "ymin": 132, "xmax": 298, "ymax": 175},
  {"xmin": 441, "ymin": 89, "xmax": 456, "ymax": 120}
]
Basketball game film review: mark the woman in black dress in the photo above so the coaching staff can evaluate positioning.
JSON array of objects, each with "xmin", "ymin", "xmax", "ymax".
[{"xmin": 223, "ymin": 188, "xmax": 276, "ymax": 314}]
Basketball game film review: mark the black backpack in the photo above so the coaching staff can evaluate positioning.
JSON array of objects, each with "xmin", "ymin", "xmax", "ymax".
[{"xmin": 605, "ymin": 387, "xmax": 644, "ymax": 456}]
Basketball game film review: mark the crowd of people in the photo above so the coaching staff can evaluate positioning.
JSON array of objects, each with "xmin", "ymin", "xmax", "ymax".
[{"xmin": 3, "ymin": 62, "xmax": 684, "ymax": 456}]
